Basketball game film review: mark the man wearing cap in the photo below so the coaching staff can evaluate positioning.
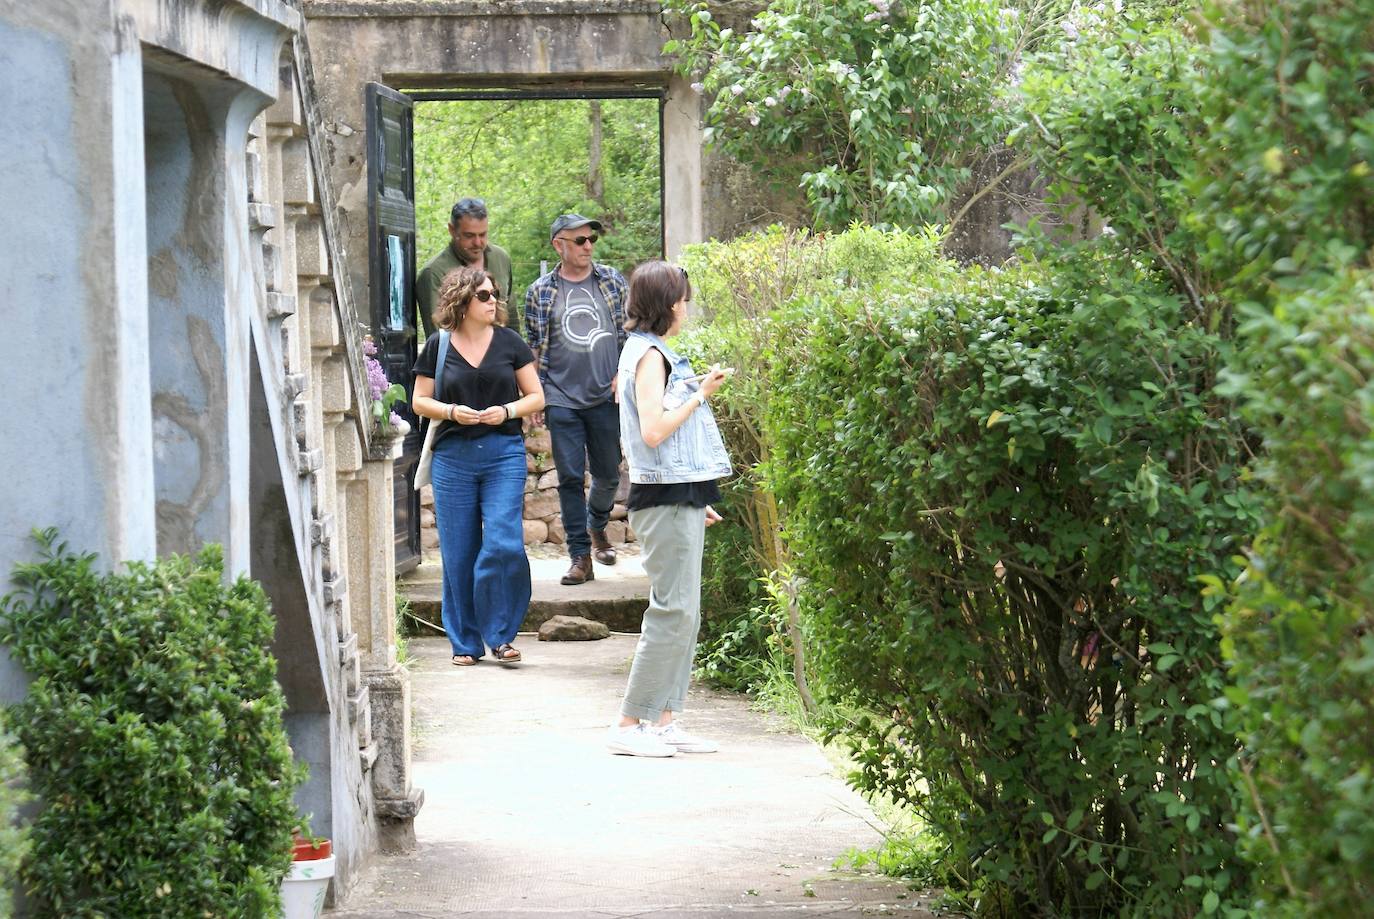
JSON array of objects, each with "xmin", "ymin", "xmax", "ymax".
[
  {"xmin": 417, "ymin": 197, "xmax": 517, "ymax": 337},
  {"xmin": 524, "ymin": 214, "xmax": 628, "ymax": 586}
]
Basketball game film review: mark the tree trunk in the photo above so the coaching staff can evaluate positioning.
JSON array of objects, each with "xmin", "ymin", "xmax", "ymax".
[{"xmin": 587, "ymin": 100, "xmax": 605, "ymax": 205}]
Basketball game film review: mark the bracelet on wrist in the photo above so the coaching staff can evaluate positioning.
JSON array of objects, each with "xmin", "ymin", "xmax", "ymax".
[{"xmin": 504, "ymin": 403, "xmax": 514, "ymax": 421}]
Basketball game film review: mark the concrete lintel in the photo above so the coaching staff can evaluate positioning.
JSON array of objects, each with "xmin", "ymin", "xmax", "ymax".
[
  {"xmin": 306, "ymin": 0, "xmax": 662, "ymax": 19},
  {"xmin": 126, "ymin": 0, "xmax": 299, "ymax": 97}
]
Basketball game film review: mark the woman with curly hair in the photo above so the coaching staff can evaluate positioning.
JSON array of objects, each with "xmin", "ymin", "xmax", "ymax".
[{"xmin": 412, "ymin": 266, "xmax": 544, "ymax": 666}]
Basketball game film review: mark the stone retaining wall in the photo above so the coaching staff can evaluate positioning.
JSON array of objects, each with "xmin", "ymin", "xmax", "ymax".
[{"xmin": 419, "ymin": 425, "xmax": 636, "ymax": 550}]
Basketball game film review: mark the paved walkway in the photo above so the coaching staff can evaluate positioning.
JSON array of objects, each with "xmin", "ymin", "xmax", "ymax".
[{"xmin": 331, "ymin": 630, "xmax": 938, "ymax": 918}]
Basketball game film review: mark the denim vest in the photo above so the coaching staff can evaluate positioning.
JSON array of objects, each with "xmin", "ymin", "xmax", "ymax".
[{"xmin": 617, "ymin": 331, "xmax": 732, "ymax": 484}]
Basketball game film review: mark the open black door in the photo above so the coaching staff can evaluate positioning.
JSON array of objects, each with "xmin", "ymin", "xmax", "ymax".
[{"xmin": 365, "ymin": 82, "xmax": 422, "ymax": 573}]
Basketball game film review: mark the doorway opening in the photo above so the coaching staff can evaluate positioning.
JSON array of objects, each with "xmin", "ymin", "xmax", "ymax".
[
  {"xmin": 411, "ymin": 89, "xmax": 665, "ymax": 333},
  {"xmin": 365, "ymin": 85, "xmax": 666, "ymax": 571}
]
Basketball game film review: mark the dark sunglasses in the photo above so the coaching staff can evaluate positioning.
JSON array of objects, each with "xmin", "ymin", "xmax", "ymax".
[
  {"xmin": 473, "ymin": 288, "xmax": 502, "ymax": 302},
  {"xmin": 558, "ymin": 234, "xmax": 599, "ymax": 246}
]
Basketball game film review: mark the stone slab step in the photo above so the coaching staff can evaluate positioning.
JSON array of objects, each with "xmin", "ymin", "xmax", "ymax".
[{"xmin": 398, "ymin": 550, "xmax": 649, "ymax": 634}]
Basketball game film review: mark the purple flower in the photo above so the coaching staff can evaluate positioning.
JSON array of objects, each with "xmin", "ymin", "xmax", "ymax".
[{"xmin": 365, "ymin": 356, "xmax": 389, "ymax": 401}]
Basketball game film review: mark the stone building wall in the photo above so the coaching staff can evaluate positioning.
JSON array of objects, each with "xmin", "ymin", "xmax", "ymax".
[{"xmin": 0, "ymin": 0, "xmax": 420, "ymax": 908}]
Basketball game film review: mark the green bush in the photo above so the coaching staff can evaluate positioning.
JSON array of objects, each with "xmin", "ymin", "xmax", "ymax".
[
  {"xmin": 1182, "ymin": 3, "xmax": 1374, "ymax": 911},
  {"xmin": 694, "ymin": 478, "xmax": 771, "ymax": 692},
  {"xmin": 1211, "ymin": 271, "xmax": 1374, "ymax": 914},
  {"xmin": 0, "ymin": 529, "xmax": 304, "ymax": 917},
  {"xmin": 756, "ymin": 232, "xmax": 1254, "ymax": 914},
  {"xmin": 0, "ymin": 712, "xmax": 28, "ymax": 919}
]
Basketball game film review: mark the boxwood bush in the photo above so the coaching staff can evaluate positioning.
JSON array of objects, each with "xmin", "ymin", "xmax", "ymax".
[{"xmin": 0, "ymin": 529, "xmax": 303, "ymax": 917}]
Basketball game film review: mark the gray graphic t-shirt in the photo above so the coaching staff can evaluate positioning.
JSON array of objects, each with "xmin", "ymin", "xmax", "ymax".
[{"xmin": 545, "ymin": 276, "xmax": 618, "ymax": 409}]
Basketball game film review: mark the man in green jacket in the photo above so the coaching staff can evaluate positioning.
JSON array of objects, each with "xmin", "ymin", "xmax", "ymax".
[{"xmin": 416, "ymin": 197, "xmax": 517, "ymax": 336}]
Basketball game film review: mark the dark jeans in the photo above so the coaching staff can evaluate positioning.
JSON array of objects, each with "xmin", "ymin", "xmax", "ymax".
[{"xmin": 545, "ymin": 401, "xmax": 621, "ymax": 559}]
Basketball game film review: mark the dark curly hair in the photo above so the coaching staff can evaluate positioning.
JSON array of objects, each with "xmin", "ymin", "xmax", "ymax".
[{"xmin": 432, "ymin": 266, "xmax": 506, "ymax": 330}]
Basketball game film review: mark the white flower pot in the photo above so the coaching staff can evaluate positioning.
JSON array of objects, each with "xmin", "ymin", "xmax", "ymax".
[{"xmin": 281, "ymin": 853, "xmax": 335, "ymax": 919}]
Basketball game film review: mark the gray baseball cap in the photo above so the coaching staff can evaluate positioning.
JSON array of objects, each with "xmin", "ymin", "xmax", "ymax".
[{"xmin": 549, "ymin": 213, "xmax": 603, "ymax": 242}]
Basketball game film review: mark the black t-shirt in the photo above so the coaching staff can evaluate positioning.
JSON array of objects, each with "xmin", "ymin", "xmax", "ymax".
[
  {"xmin": 413, "ymin": 326, "xmax": 534, "ymax": 443},
  {"xmin": 627, "ymin": 479, "xmax": 722, "ymax": 511}
]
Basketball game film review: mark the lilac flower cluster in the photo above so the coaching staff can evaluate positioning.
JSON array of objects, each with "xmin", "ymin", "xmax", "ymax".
[{"xmin": 363, "ymin": 336, "xmax": 388, "ymax": 402}]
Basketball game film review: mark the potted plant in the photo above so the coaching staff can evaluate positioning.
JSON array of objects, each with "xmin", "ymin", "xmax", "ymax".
[{"xmin": 281, "ymin": 824, "xmax": 334, "ymax": 919}]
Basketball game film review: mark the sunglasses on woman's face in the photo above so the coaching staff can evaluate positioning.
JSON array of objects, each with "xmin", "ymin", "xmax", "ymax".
[{"xmin": 473, "ymin": 288, "xmax": 502, "ymax": 302}]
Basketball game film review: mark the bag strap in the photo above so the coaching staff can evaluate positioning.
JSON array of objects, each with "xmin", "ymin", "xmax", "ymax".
[
  {"xmin": 421, "ymin": 330, "xmax": 449, "ymax": 437},
  {"xmin": 433, "ymin": 328, "xmax": 450, "ymax": 394}
]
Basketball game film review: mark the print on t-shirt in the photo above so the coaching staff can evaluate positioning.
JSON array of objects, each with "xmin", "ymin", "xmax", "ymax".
[
  {"xmin": 560, "ymin": 285, "xmax": 614, "ymax": 352},
  {"xmin": 546, "ymin": 276, "xmax": 618, "ymax": 409}
]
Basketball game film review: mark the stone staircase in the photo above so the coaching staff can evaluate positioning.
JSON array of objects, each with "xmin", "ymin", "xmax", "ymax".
[
  {"xmin": 240, "ymin": 19, "xmax": 421, "ymax": 886},
  {"xmin": 399, "ymin": 550, "xmax": 651, "ymax": 636}
]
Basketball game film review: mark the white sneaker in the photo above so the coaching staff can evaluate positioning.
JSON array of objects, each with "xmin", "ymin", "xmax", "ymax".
[
  {"xmin": 606, "ymin": 723, "xmax": 677, "ymax": 757},
  {"xmin": 654, "ymin": 721, "xmax": 719, "ymax": 754}
]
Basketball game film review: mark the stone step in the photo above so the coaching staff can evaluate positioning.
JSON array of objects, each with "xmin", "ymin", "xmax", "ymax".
[{"xmin": 398, "ymin": 549, "xmax": 649, "ymax": 634}]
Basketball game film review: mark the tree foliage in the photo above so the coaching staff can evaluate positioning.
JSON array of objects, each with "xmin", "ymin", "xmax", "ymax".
[
  {"xmin": 666, "ymin": 0, "xmax": 1023, "ymax": 229},
  {"xmin": 414, "ymin": 98, "xmax": 662, "ymax": 307}
]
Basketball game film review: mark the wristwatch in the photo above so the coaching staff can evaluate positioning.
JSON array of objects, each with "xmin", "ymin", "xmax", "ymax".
[{"xmin": 693, "ymin": 391, "xmax": 708, "ymax": 409}]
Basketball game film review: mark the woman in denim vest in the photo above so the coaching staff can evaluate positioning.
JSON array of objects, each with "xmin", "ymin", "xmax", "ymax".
[{"xmin": 606, "ymin": 261, "xmax": 733, "ymax": 757}]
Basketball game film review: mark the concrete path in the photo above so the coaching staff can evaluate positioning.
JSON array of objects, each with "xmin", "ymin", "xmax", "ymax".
[{"xmin": 331, "ymin": 633, "xmax": 938, "ymax": 918}]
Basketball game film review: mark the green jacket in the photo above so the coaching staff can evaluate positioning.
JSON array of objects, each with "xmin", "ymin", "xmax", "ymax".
[{"xmin": 416, "ymin": 241, "xmax": 517, "ymax": 336}]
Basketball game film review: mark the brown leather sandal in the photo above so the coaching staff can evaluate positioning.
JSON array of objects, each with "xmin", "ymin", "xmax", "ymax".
[
  {"xmin": 452, "ymin": 655, "xmax": 478, "ymax": 666},
  {"xmin": 492, "ymin": 643, "xmax": 522, "ymax": 664}
]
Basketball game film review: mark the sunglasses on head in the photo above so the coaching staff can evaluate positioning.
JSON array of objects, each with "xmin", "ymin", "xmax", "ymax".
[
  {"xmin": 559, "ymin": 234, "xmax": 599, "ymax": 246},
  {"xmin": 473, "ymin": 288, "xmax": 501, "ymax": 302}
]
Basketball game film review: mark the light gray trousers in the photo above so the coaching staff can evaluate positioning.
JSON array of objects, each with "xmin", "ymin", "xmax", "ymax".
[{"xmin": 620, "ymin": 503, "xmax": 707, "ymax": 720}]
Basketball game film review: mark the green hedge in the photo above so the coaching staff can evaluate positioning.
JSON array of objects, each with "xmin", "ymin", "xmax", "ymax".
[
  {"xmin": 1186, "ymin": 2, "xmax": 1374, "ymax": 911},
  {"xmin": 0, "ymin": 530, "xmax": 303, "ymax": 917},
  {"xmin": 0, "ymin": 712, "xmax": 27, "ymax": 919},
  {"xmin": 759, "ymin": 235, "xmax": 1252, "ymax": 914}
]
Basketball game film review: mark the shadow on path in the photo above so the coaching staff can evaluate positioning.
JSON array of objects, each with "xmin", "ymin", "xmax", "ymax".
[{"xmin": 331, "ymin": 634, "xmax": 938, "ymax": 918}]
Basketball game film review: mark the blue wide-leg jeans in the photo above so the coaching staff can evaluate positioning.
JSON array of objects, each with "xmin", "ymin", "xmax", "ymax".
[{"xmin": 431, "ymin": 432, "xmax": 531, "ymax": 659}]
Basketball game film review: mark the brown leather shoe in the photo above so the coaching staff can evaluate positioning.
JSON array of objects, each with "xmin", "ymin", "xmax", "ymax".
[
  {"xmin": 560, "ymin": 554, "xmax": 595, "ymax": 585},
  {"xmin": 590, "ymin": 529, "xmax": 617, "ymax": 566}
]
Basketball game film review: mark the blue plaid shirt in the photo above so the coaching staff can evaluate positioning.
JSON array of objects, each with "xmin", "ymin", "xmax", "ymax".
[{"xmin": 523, "ymin": 262, "xmax": 629, "ymax": 382}]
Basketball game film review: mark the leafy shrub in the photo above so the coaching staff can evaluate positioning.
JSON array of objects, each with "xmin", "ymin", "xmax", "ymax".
[
  {"xmin": 1211, "ymin": 271, "xmax": 1374, "ymax": 914},
  {"xmin": 666, "ymin": 0, "xmax": 1018, "ymax": 229},
  {"xmin": 680, "ymin": 226, "xmax": 948, "ymax": 701},
  {"xmin": 759, "ymin": 232, "xmax": 1255, "ymax": 915},
  {"xmin": 0, "ymin": 529, "xmax": 304, "ymax": 917},
  {"xmin": 0, "ymin": 712, "xmax": 28, "ymax": 919},
  {"xmin": 694, "ymin": 478, "xmax": 771, "ymax": 692},
  {"xmin": 1181, "ymin": 3, "xmax": 1374, "ymax": 911},
  {"xmin": 1014, "ymin": 9, "xmax": 1207, "ymax": 303}
]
